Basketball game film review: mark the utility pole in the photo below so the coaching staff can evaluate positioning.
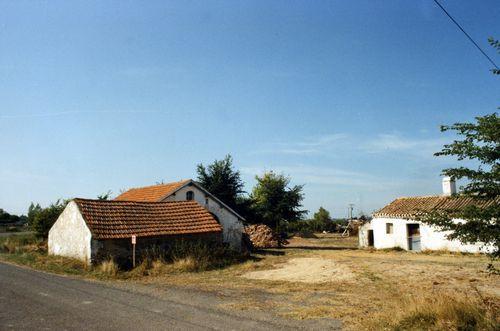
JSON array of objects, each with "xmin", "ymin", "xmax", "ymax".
[{"xmin": 348, "ymin": 204, "xmax": 354, "ymax": 220}]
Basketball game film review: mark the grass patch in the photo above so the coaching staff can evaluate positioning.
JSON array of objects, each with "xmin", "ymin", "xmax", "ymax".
[{"xmin": 372, "ymin": 292, "xmax": 499, "ymax": 331}]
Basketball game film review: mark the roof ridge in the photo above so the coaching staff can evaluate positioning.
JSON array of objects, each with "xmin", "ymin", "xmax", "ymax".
[
  {"xmin": 123, "ymin": 179, "xmax": 191, "ymax": 191},
  {"xmin": 395, "ymin": 195, "xmax": 444, "ymax": 200},
  {"xmin": 74, "ymin": 198, "xmax": 198, "ymax": 204}
]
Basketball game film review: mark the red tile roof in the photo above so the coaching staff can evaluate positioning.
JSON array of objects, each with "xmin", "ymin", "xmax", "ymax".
[
  {"xmin": 74, "ymin": 198, "xmax": 222, "ymax": 240},
  {"xmin": 373, "ymin": 195, "xmax": 500, "ymax": 219},
  {"xmin": 114, "ymin": 180, "xmax": 189, "ymax": 202}
]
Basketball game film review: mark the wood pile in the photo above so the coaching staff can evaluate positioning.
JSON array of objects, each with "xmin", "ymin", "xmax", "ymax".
[{"xmin": 244, "ymin": 224, "xmax": 288, "ymax": 248}]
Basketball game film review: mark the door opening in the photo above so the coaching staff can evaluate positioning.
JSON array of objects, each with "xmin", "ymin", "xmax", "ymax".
[
  {"xmin": 367, "ymin": 230, "xmax": 374, "ymax": 247},
  {"xmin": 407, "ymin": 224, "xmax": 421, "ymax": 251}
]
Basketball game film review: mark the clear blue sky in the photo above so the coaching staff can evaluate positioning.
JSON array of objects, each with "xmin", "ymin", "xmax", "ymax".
[{"xmin": 1, "ymin": 1, "xmax": 498, "ymax": 217}]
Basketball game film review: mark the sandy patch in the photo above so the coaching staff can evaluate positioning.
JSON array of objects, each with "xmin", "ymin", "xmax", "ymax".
[{"xmin": 242, "ymin": 257, "xmax": 354, "ymax": 283}]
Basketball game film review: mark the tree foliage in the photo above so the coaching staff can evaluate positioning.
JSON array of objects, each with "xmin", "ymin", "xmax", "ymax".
[
  {"xmin": 27, "ymin": 202, "xmax": 42, "ymax": 228},
  {"xmin": 31, "ymin": 200, "xmax": 68, "ymax": 239},
  {"xmin": 421, "ymin": 39, "xmax": 500, "ymax": 264},
  {"xmin": 251, "ymin": 172, "xmax": 306, "ymax": 230},
  {"xmin": 0, "ymin": 209, "xmax": 27, "ymax": 225},
  {"xmin": 196, "ymin": 155, "xmax": 244, "ymax": 211},
  {"xmin": 422, "ymin": 113, "xmax": 499, "ymax": 259},
  {"xmin": 309, "ymin": 207, "xmax": 332, "ymax": 232},
  {"xmin": 488, "ymin": 37, "xmax": 500, "ymax": 75}
]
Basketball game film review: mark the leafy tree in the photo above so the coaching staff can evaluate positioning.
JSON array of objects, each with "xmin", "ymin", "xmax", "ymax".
[
  {"xmin": 27, "ymin": 202, "xmax": 42, "ymax": 227},
  {"xmin": 0, "ymin": 209, "xmax": 26, "ymax": 225},
  {"xmin": 97, "ymin": 191, "xmax": 112, "ymax": 200},
  {"xmin": 421, "ymin": 39, "xmax": 500, "ymax": 269},
  {"xmin": 251, "ymin": 171, "xmax": 306, "ymax": 231},
  {"xmin": 32, "ymin": 200, "xmax": 68, "ymax": 239},
  {"xmin": 309, "ymin": 207, "xmax": 332, "ymax": 232},
  {"xmin": 421, "ymin": 113, "xmax": 499, "ymax": 265},
  {"xmin": 196, "ymin": 155, "xmax": 244, "ymax": 211}
]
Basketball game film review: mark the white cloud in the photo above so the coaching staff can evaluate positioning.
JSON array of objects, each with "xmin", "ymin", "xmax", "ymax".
[
  {"xmin": 241, "ymin": 165, "xmax": 394, "ymax": 189},
  {"xmin": 252, "ymin": 133, "xmax": 348, "ymax": 155},
  {"xmin": 363, "ymin": 133, "xmax": 447, "ymax": 157},
  {"xmin": 251, "ymin": 132, "xmax": 447, "ymax": 159}
]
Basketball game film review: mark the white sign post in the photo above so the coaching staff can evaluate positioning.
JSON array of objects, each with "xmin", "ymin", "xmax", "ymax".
[{"xmin": 131, "ymin": 235, "xmax": 137, "ymax": 268}]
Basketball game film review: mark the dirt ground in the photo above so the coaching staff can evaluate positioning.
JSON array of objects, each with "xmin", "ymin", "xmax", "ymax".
[{"xmin": 137, "ymin": 234, "xmax": 499, "ymax": 330}]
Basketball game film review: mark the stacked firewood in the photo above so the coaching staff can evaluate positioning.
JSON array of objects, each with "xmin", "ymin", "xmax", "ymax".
[{"xmin": 244, "ymin": 224, "xmax": 288, "ymax": 248}]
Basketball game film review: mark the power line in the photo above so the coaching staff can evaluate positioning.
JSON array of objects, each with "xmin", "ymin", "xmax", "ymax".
[{"xmin": 432, "ymin": 0, "xmax": 499, "ymax": 70}]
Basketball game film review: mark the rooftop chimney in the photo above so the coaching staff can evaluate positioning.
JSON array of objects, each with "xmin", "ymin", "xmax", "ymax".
[{"xmin": 442, "ymin": 176, "xmax": 456, "ymax": 196}]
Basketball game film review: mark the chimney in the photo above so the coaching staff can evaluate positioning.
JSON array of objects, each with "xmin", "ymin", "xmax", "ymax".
[{"xmin": 442, "ymin": 176, "xmax": 456, "ymax": 196}]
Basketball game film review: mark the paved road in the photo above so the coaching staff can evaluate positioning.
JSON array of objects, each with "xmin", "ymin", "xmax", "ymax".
[{"xmin": 0, "ymin": 262, "xmax": 341, "ymax": 330}]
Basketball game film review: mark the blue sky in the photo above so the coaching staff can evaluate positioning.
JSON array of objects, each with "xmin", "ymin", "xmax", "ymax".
[{"xmin": 1, "ymin": 1, "xmax": 498, "ymax": 217}]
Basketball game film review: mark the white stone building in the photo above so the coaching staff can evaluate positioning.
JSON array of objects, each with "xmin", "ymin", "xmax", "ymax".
[
  {"xmin": 115, "ymin": 179, "xmax": 245, "ymax": 250},
  {"xmin": 48, "ymin": 199, "xmax": 223, "ymax": 265},
  {"xmin": 359, "ymin": 178, "xmax": 498, "ymax": 253}
]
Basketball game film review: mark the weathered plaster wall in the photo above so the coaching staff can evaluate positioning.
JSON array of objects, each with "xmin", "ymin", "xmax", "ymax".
[
  {"xmin": 48, "ymin": 201, "xmax": 92, "ymax": 263},
  {"xmin": 359, "ymin": 217, "xmax": 489, "ymax": 253},
  {"xmin": 164, "ymin": 184, "xmax": 244, "ymax": 250},
  {"xmin": 358, "ymin": 222, "xmax": 372, "ymax": 247}
]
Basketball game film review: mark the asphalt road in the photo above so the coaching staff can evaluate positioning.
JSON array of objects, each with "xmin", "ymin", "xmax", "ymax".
[{"xmin": 0, "ymin": 262, "xmax": 341, "ymax": 330}]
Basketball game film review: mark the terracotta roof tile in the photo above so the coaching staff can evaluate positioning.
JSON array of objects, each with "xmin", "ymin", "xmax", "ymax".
[
  {"xmin": 114, "ymin": 180, "xmax": 189, "ymax": 202},
  {"xmin": 74, "ymin": 198, "xmax": 222, "ymax": 239},
  {"xmin": 373, "ymin": 195, "xmax": 500, "ymax": 219}
]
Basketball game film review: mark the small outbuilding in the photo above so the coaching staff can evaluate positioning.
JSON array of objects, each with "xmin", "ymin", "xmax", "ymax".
[
  {"xmin": 359, "ymin": 178, "xmax": 498, "ymax": 253},
  {"xmin": 48, "ymin": 199, "xmax": 222, "ymax": 265},
  {"xmin": 115, "ymin": 179, "xmax": 245, "ymax": 250}
]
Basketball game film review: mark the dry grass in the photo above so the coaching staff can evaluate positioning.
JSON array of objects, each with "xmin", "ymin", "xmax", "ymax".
[
  {"xmin": 376, "ymin": 292, "xmax": 499, "ymax": 331},
  {"xmin": 99, "ymin": 259, "xmax": 119, "ymax": 277},
  {"xmin": 1, "ymin": 233, "xmax": 498, "ymax": 330}
]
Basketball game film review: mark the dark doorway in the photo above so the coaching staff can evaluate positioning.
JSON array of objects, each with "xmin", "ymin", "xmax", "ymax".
[
  {"xmin": 367, "ymin": 230, "xmax": 374, "ymax": 247},
  {"xmin": 407, "ymin": 224, "xmax": 421, "ymax": 251}
]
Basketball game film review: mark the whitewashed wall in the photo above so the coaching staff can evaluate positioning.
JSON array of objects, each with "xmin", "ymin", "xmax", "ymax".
[
  {"xmin": 359, "ymin": 217, "xmax": 489, "ymax": 253},
  {"xmin": 358, "ymin": 222, "xmax": 372, "ymax": 247},
  {"xmin": 48, "ymin": 201, "xmax": 92, "ymax": 263},
  {"xmin": 164, "ymin": 185, "xmax": 243, "ymax": 250}
]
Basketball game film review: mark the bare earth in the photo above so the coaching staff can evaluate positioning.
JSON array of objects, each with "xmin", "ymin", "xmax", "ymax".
[{"xmin": 243, "ymin": 257, "xmax": 354, "ymax": 283}]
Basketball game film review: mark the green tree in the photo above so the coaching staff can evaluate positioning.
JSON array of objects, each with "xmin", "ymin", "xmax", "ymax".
[
  {"xmin": 421, "ymin": 113, "xmax": 499, "ymax": 264},
  {"xmin": 196, "ymin": 155, "xmax": 244, "ymax": 211},
  {"xmin": 310, "ymin": 207, "xmax": 332, "ymax": 232},
  {"xmin": 27, "ymin": 202, "xmax": 42, "ymax": 228},
  {"xmin": 251, "ymin": 171, "xmax": 306, "ymax": 231},
  {"xmin": 97, "ymin": 191, "xmax": 112, "ymax": 200},
  {"xmin": 32, "ymin": 200, "xmax": 68, "ymax": 239},
  {"xmin": 421, "ymin": 39, "xmax": 500, "ymax": 269}
]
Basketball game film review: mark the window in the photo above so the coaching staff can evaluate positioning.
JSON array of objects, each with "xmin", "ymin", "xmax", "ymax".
[
  {"xmin": 386, "ymin": 223, "xmax": 393, "ymax": 234},
  {"xmin": 205, "ymin": 197, "xmax": 209, "ymax": 206},
  {"xmin": 186, "ymin": 191, "xmax": 194, "ymax": 201}
]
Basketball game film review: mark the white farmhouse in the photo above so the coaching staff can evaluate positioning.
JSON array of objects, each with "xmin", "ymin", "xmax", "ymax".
[
  {"xmin": 359, "ymin": 178, "xmax": 498, "ymax": 253},
  {"xmin": 115, "ymin": 179, "xmax": 245, "ymax": 250}
]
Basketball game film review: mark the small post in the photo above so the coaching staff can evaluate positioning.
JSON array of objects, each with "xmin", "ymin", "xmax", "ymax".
[{"xmin": 131, "ymin": 235, "xmax": 137, "ymax": 268}]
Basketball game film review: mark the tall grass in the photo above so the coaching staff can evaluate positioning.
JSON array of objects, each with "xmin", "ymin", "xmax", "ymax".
[
  {"xmin": 130, "ymin": 240, "xmax": 244, "ymax": 276},
  {"xmin": 0, "ymin": 234, "xmax": 44, "ymax": 254},
  {"xmin": 376, "ymin": 292, "xmax": 499, "ymax": 331}
]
